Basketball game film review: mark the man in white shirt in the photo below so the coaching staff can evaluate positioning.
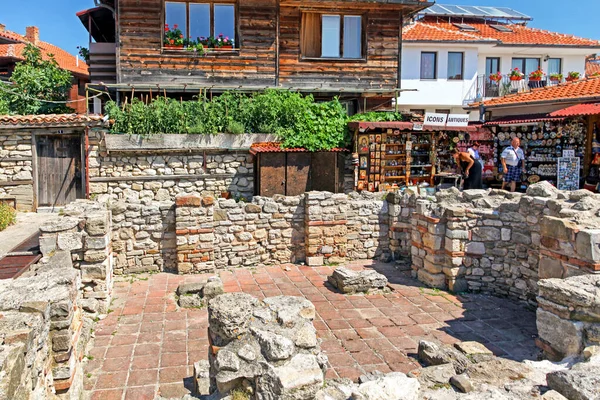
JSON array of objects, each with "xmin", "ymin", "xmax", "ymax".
[{"xmin": 501, "ymin": 137, "xmax": 525, "ymax": 192}]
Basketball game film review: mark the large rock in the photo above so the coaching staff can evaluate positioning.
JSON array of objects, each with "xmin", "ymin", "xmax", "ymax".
[
  {"xmin": 408, "ymin": 363, "xmax": 455, "ymax": 389},
  {"xmin": 418, "ymin": 340, "xmax": 470, "ymax": 374},
  {"xmin": 465, "ymin": 358, "xmax": 532, "ymax": 388},
  {"xmin": 537, "ymin": 309, "xmax": 584, "ymax": 358},
  {"xmin": 527, "ymin": 181, "xmax": 560, "ymax": 198},
  {"xmin": 256, "ymin": 354, "xmax": 324, "ymax": 400},
  {"xmin": 351, "ymin": 372, "xmax": 420, "ymax": 400},
  {"xmin": 328, "ymin": 267, "xmax": 388, "ymax": 294},
  {"xmin": 208, "ymin": 293, "xmax": 260, "ymax": 346},
  {"xmin": 454, "ymin": 341, "xmax": 494, "ymax": 363},
  {"xmin": 547, "ymin": 362, "xmax": 600, "ymax": 400}
]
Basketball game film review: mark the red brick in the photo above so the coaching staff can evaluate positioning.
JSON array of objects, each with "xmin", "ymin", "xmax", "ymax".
[
  {"xmin": 105, "ymin": 345, "xmax": 134, "ymax": 359},
  {"xmin": 102, "ymin": 357, "xmax": 130, "ymax": 372},
  {"xmin": 335, "ymin": 366, "xmax": 362, "ymax": 381},
  {"xmin": 128, "ymin": 369, "xmax": 159, "ymax": 386},
  {"xmin": 327, "ymin": 352, "xmax": 356, "ymax": 367},
  {"xmin": 159, "ymin": 366, "xmax": 190, "ymax": 384},
  {"xmin": 134, "ymin": 344, "xmax": 161, "ymax": 357},
  {"xmin": 95, "ymin": 372, "xmax": 128, "ymax": 390},
  {"xmin": 161, "ymin": 353, "xmax": 188, "ymax": 368},
  {"xmin": 342, "ymin": 339, "xmax": 370, "ymax": 353},
  {"xmin": 352, "ymin": 351, "xmax": 383, "ymax": 365},
  {"xmin": 368, "ymin": 317, "xmax": 395, "ymax": 327},
  {"xmin": 91, "ymin": 389, "xmax": 124, "ymax": 400},
  {"xmin": 409, "ymin": 313, "xmax": 438, "ymax": 325},
  {"xmin": 355, "ymin": 327, "xmax": 383, "ymax": 339},
  {"xmin": 175, "ymin": 195, "xmax": 201, "ymax": 207},
  {"xmin": 111, "ymin": 334, "xmax": 138, "ymax": 346},
  {"xmin": 125, "ymin": 386, "xmax": 157, "ymax": 400},
  {"xmin": 132, "ymin": 354, "xmax": 160, "ymax": 370},
  {"xmin": 326, "ymin": 319, "xmax": 352, "ymax": 330}
]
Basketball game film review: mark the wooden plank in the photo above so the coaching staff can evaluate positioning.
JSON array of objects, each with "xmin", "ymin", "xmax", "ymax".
[
  {"xmin": 286, "ymin": 153, "xmax": 311, "ymax": 195},
  {"xmin": 259, "ymin": 153, "xmax": 286, "ymax": 197}
]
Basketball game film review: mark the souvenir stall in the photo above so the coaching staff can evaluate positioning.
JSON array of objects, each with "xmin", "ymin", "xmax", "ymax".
[
  {"xmin": 348, "ymin": 121, "xmax": 483, "ymax": 193},
  {"xmin": 483, "ymin": 116, "xmax": 587, "ymax": 190}
]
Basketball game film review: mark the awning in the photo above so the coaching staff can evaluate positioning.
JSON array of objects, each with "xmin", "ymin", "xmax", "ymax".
[
  {"xmin": 549, "ymin": 103, "xmax": 600, "ymax": 117},
  {"xmin": 347, "ymin": 121, "xmax": 479, "ymax": 132},
  {"xmin": 483, "ymin": 114, "xmax": 565, "ymax": 126},
  {"xmin": 250, "ymin": 142, "xmax": 348, "ymax": 155},
  {"xmin": 77, "ymin": 7, "xmax": 116, "ymax": 43}
]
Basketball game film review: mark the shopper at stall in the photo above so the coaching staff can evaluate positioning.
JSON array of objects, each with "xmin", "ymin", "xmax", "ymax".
[
  {"xmin": 501, "ymin": 137, "xmax": 525, "ymax": 192},
  {"xmin": 468, "ymin": 142, "xmax": 484, "ymax": 171},
  {"xmin": 452, "ymin": 148, "xmax": 483, "ymax": 190}
]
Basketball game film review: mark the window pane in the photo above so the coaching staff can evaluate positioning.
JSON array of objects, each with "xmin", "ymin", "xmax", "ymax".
[
  {"xmin": 525, "ymin": 58, "xmax": 540, "ymax": 75},
  {"xmin": 322, "ymin": 15, "xmax": 340, "ymax": 58},
  {"xmin": 343, "ymin": 16, "xmax": 362, "ymax": 59},
  {"xmin": 421, "ymin": 52, "xmax": 436, "ymax": 79},
  {"xmin": 512, "ymin": 58, "xmax": 523, "ymax": 72},
  {"xmin": 548, "ymin": 58, "xmax": 562, "ymax": 75},
  {"xmin": 486, "ymin": 58, "xmax": 499, "ymax": 75},
  {"xmin": 214, "ymin": 4, "xmax": 235, "ymax": 44},
  {"xmin": 190, "ymin": 3, "xmax": 210, "ymax": 41},
  {"xmin": 448, "ymin": 52, "xmax": 463, "ymax": 79},
  {"xmin": 165, "ymin": 2, "xmax": 187, "ymax": 38}
]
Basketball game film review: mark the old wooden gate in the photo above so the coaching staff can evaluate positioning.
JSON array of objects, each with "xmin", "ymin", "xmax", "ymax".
[{"xmin": 36, "ymin": 135, "xmax": 83, "ymax": 207}]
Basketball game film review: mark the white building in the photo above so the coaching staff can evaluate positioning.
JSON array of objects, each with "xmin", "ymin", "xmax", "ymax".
[{"xmin": 398, "ymin": 4, "xmax": 600, "ymax": 119}]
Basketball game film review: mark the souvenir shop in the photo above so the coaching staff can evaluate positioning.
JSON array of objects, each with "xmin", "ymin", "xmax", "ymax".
[
  {"xmin": 484, "ymin": 115, "xmax": 589, "ymax": 191},
  {"xmin": 348, "ymin": 120, "xmax": 492, "ymax": 193}
]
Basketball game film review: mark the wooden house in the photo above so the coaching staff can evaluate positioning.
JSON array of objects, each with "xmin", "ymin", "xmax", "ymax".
[{"xmin": 79, "ymin": 0, "xmax": 432, "ymax": 112}]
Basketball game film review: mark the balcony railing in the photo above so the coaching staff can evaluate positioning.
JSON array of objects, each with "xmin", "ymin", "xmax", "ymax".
[{"xmin": 463, "ymin": 74, "xmax": 564, "ymax": 105}]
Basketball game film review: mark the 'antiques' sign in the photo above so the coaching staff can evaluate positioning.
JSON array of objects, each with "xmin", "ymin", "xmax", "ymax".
[{"xmin": 446, "ymin": 114, "xmax": 470, "ymax": 127}]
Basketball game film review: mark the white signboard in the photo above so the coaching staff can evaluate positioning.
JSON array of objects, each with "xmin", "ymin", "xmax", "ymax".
[
  {"xmin": 446, "ymin": 114, "xmax": 470, "ymax": 128},
  {"xmin": 563, "ymin": 149, "xmax": 575, "ymax": 158},
  {"xmin": 424, "ymin": 113, "xmax": 448, "ymax": 126}
]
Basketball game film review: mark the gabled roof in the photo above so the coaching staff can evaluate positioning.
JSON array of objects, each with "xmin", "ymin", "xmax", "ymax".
[
  {"xmin": 470, "ymin": 77, "xmax": 600, "ymax": 109},
  {"xmin": 0, "ymin": 27, "xmax": 88, "ymax": 77},
  {"xmin": 587, "ymin": 56, "xmax": 600, "ymax": 78},
  {"xmin": 403, "ymin": 17, "xmax": 600, "ymax": 47}
]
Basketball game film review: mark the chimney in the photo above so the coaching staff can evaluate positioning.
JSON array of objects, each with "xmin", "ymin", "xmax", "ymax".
[
  {"xmin": 0, "ymin": 24, "xmax": 5, "ymax": 32},
  {"xmin": 25, "ymin": 26, "xmax": 39, "ymax": 44}
]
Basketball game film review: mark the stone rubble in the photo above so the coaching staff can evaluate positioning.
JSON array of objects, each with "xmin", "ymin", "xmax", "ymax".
[
  {"xmin": 327, "ymin": 267, "xmax": 388, "ymax": 294},
  {"xmin": 176, "ymin": 276, "xmax": 224, "ymax": 308},
  {"xmin": 206, "ymin": 293, "xmax": 326, "ymax": 399}
]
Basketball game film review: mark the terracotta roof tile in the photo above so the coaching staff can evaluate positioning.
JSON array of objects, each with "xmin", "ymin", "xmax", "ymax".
[
  {"xmin": 0, "ymin": 26, "xmax": 88, "ymax": 77},
  {"xmin": 549, "ymin": 103, "xmax": 600, "ymax": 117},
  {"xmin": 473, "ymin": 77, "xmax": 600, "ymax": 108},
  {"xmin": 0, "ymin": 114, "xmax": 104, "ymax": 128},
  {"xmin": 484, "ymin": 114, "xmax": 564, "ymax": 126},
  {"xmin": 250, "ymin": 142, "xmax": 348, "ymax": 154},
  {"xmin": 404, "ymin": 18, "xmax": 600, "ymax": 47}
]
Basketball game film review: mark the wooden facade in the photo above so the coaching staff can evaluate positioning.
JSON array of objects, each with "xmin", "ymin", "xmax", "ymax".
[{"xmin": 92, "ymin": 0, "xmax": 430, "ymax": 98}]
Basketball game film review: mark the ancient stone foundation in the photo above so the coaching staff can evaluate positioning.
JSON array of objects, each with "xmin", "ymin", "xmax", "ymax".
[
  {"xmin": 536, "ymin": 274, "xmax": 600, "ymax": 360},
  {"xmin": 0, "ymin": 201, "xmax": 114, "ymax": 399},
  {"xmin": 176, "ymin": 276, "xmax": 224, "ymax": 308},
  {"xmin": 206, "ymin": 293, "xmax": 327, "ymax": 399}
]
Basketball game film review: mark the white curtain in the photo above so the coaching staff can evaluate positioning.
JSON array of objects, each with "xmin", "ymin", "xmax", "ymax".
[{"xmin": 343, "ymin": 16, "xmax": 361, "ymax": 59}]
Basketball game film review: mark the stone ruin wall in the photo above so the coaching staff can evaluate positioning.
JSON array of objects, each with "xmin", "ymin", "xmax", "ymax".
[
  {"xmin": 0, "ymin": 130, "xmax": 34, "ymax": 210},
  {"xmin": 0, "ymin": 200, "xmax": 113, "ymax": 399}
]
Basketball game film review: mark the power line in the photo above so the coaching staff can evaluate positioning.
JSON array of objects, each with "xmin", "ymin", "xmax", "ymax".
[{"xmin": 0, "ymin": 83, "xmax": 106, "ymax": 104}]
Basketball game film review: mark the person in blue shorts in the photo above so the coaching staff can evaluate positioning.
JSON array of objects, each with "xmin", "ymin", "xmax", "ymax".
[{"xmin": 501, "ymin": 137, "xmax": 525, "ymax": 192}]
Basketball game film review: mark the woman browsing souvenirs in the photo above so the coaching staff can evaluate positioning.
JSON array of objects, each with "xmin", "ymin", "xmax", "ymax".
[{"xmin": 452, "ymin": 148, "xmax": 483, "ymax": 190}]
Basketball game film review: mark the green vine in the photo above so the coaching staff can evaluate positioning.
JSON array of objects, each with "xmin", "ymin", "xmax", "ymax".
[{"xmin": 105, "ymin": 90, "xmax": 403, "ymax": 151}]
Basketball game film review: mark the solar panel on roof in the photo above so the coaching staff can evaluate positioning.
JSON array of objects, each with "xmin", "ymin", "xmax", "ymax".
[
  {"xmin": 419, "ymin": 4, "xmax": 532, "ymax": 21},
  {"xmin": 453, "ymin": 23, "xmax": 477, "ymax": 31},
  {"xmin": 490, "ymin": 24, "xmax": 513, "ymax": 32}
]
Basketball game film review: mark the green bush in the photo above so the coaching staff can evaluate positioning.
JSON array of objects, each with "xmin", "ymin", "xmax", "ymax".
[
  {"xmin": 0, "ymin": 203, "xmax": 16, "ymax": 231},
  {"xmin": 105, "ymin": 90, "xmax": 403, "ymax": 151}
]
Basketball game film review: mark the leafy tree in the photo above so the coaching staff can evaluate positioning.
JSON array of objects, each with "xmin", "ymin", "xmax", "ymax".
[{"xmin": 0, "ymin": 43, "xmax": 74, "ymax": 115}]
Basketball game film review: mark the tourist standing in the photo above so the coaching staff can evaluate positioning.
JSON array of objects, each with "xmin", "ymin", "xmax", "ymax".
[
  {"xmin": 452, "ymin": 148, "xmax": 483, "ymax": 190},
  {"xmin": 501, "ymin": 137, "xmax": 525, "ymax": 192},
  {"xmin": 468, "ymin": 142, "xmax": 484, "ymax": 171}
]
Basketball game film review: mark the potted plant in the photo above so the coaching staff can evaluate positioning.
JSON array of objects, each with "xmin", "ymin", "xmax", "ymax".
[
  {"xmin": 566, "ymin": 71, "xmax": 580, "ymax": 82},
  {"xmin": 549, "ymin": 73, "xmax": 563, "ymax": 82},
  {"xmin": 509, "ymin": 68, "xmax": 524, "ymax": 81},
  {"xmin": 215, "ymin": 34, "xmax": 234, "ymax": 50},
  {"xmin": 528, "ymin": 69, "xmax": 544, "ymax": 81},
  {"xmin": 164, "ymin": 24, "xmax": 184, "ymax": 49},
  {"xmin": 489, "ymin": 72, "xmax": 502, "ymax": 83}
]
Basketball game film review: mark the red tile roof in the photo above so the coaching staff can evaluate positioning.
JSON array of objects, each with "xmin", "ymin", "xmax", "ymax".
[
  {"xmin": 483, "ymin": 114, "xmax": 565, "ymax": 126},
  {"xmin": 549, "ymin": 103, "xmax": 600, "ymax": 117},
  {"xmin": 403, "ymin": 18, "xmax": 600, "ymax": 47},
  {"xmin": 0, "ymin": 114, "xmax": 104, "ymax": 128},
  {"xmin": 0, "ymin": 28, "xmax": 88, "ymax": 77},
  {"xmin": 250, "ymin": 142, "xmax": 348, "ymax": 154},
  {"xmin": 586, "ymin": 57, "xmax": 600, "ymax": 78},
  {"xmin": 472, "ymin": 77, "xmax": 600, "ymax": 108}
]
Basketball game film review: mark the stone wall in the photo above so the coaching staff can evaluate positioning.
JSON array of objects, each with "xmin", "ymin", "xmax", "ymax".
[
  {"xmin": 0, "ymin": 130, "xmax": 34, "ymax": 210},
  {"xmin": 409, "ymin": 183, "xmax": 600, "ymax": 304}
]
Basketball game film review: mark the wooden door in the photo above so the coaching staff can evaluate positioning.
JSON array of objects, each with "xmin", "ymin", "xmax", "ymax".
[
  {"xmin": 286, "ymin": 153, "xmax": 311, "ymax": 195},
  {"xmin": 311, "ymin": 152, "xmax": 337, "ymax": 192},
  {"xmin": 258, "ymin": 153, "xmax": 286, "ymax": 197},
  {"xmin": 36, "ymin": 135, "xmax": 83, "ymax": 207}
]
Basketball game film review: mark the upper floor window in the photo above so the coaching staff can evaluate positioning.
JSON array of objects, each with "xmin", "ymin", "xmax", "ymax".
[
  {"xmin": 447, "ymin": 52, "xmax": 464, "ymax": 80},
  {"xmin": 512, "ymin": 57, "xmax": 540, "ymax": 75},
  {"xmin": 165, "ymin": 1, "xmax": 236, "ymax": 47},
  {"xmin": 301, "ymin": 13, "xmax": 364, "ymax": 60},
  {"xmin": 421, "ymin": 52, "xmax": 437, "ymax": 79},
  {"xmin": 548, "ymin": 58, "xmax": 562, "ymax": 75}
]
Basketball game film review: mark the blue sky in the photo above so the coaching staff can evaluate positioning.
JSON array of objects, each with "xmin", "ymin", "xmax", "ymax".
[{"xmin": 1, "ymin": 0, "xmax": 599, "ymax": 57}]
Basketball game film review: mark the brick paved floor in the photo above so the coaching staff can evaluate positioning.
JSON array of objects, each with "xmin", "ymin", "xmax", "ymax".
[{"xmin": 84, "ymin": 261, "xmax": 539, "ymax": 399}]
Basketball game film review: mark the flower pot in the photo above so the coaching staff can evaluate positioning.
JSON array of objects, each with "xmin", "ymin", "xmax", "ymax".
[
  {"xmin": 510, "ymin": 76, "xmax": 522, "ymax": 81},
  {"xmin": 164, "ymin": 44, "xmax": 184, "ymax": 50},
  {"xmin": 214, "ymin": 45, "xmax": 233, "ymax": 51},
  {"xmin": 550, "ymin": 77, "xmax": 560, "ymax": 82},
  {"xmin": 566, "ymin": 77, "xmax": 578, "ymax": 82},
  {"xmin": 529, "ymin": 77, "xmax": 542, "ymax": 81}
]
